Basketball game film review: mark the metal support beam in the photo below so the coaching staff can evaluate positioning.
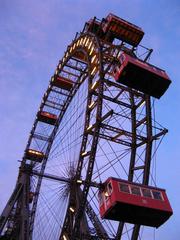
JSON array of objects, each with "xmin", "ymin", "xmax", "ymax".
[
  {"xmin": 85, "ymin": 200, "xmax": 109, "ymax": 239},
  {"xmin": 0, "ymin": 169, "xmax": 30, "ymax": 240},
  {"xmin": 0, "ymin": 184, "xmax": 23, "ymax": 234}
]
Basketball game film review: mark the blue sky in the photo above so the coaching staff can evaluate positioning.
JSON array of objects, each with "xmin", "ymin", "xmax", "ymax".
[{"xmin": 0, "ymin": 0, "xmax": 180, "ymax": 239}]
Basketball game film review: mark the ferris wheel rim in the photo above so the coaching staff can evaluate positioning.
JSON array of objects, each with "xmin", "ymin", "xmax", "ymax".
[{"xmin": 28, "ymin": 32, "xmax": 105, "ymax": 239}]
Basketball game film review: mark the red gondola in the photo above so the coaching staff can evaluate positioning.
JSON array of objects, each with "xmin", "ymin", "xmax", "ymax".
[
  {"xmin": 102, "ymin": 13, "xmax": 144, "ymax": 46},
  {"xmin": 38, "ymin": 111, "xmax": 57, "ymax": 125},
  {"xmin": 112, "ymin": 52, "xmax": 171, "ymax": 98},
  {"xmin": 73, "ymin": 51, "xmax": 87, "ymax": 63},
  {"xmin": 99, "ymin": 178, "xmax": 173, "ymax": 228},
  {"xmin": 25, "ymin": 149, "xmax": 44, "ymax": 163},
  {"xmin": 51, "ymin": 76, "xmax": 73, "ymax": 91}
]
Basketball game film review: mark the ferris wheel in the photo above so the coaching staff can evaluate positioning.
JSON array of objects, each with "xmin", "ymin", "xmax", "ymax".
[{"xmin": 0, "ymin": 13, "xmax": 172, "ymax": 240}]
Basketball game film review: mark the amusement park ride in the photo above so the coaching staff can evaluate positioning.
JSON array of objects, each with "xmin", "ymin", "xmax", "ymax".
[{"xmin": 0, "ymin": 13, "xmax": 172, "ymax": 240}]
